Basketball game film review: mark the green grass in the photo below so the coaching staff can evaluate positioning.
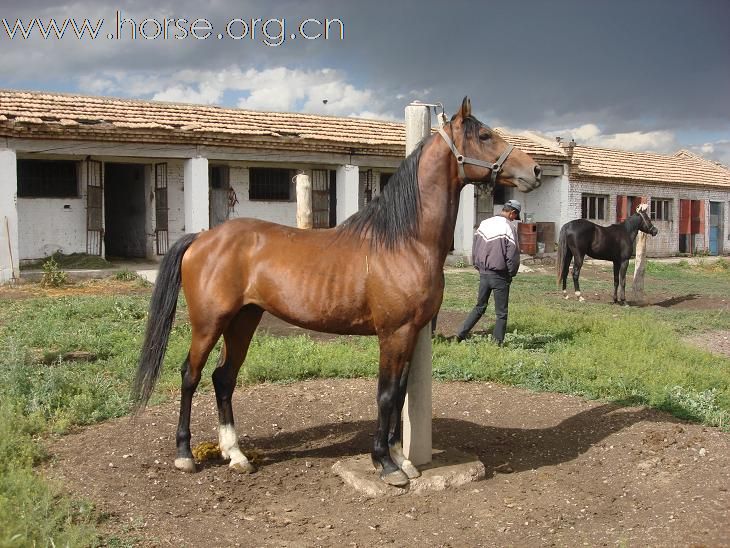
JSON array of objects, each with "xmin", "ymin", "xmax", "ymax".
[
  {"xmin": 20, "ymin": 252, "xmax": 113, "ymax": 271},
  {"xmin": 0, "ymin": 260, "xmax": 729, "ymax": 543}
]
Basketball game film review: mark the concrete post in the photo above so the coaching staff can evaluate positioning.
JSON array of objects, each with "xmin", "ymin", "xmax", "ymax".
[
  {"xmin": 295, "ymin": 172, "xmax": 313, "ymax": 229},
  {"xmin": 633, "ymin": 231, "xmax": 647, "ymax": 303},
  {"xmin": 454, "ymin": 184, "xmax": 476, "ymax": 261},
  {"xmin": 184, "ymin": 156, "xmax": 209, "ymax": 233},
  {"xmin": 633, "ymin": 199, "xmax": 650, "ymax": 303},
  {"xmin": 402, "ymin": 102, "xmax": 432, "ymax": 466},
  {"xmin": 335, "ymin": 164, "xmax": 359, "ymax": 223},
  {"xmin": 0, "ymin": 148, "xmax": 18, "ymax": 284}
]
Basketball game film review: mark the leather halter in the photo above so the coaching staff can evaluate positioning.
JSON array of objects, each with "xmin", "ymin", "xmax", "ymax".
[{"xmin": 438, "ymin": 125, "xmax": 514, "ymax": 186}]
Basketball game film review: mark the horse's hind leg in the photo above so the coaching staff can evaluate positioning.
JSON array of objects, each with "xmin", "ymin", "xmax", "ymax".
[
  {"xmin": 213, "ymin": 305, "xmax": 263, "ymax": 474},
  {"xmin": 373, "ymin": 326, "xmax": 418, "ymax": 486},
  {"xmin": 175, "ymin": 327, "xmax": 222, "ymax": 472},
  {"xmin": 612, "ymin": 262, "xmax": 621, "ymax": 303},
  {"xmin": 562, "ymin": 248, "xmax": 573, "ymax": 299},
  {"xmin": 571, "ymin": 251, "xmax": 586, "ymax": 302}
]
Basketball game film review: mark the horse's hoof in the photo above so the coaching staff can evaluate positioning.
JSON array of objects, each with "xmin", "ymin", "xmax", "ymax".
[
  {"xmin": 174, "ymin": 458, "xmax": 197, "ymax": 473},
  {"xmin": 229, "ymin": 460, "xmax": 255, "ymax": 474},
  {"xmin": 578, "ymin": 296, "xmax": 585, "ymax": 302},
  {"xmin": 564, "ymin": 294, "xmax": 570, "ymax": 300},
  {"xmin": 380, "ymin": 469, "xmax": 409, "ymax": 487},
  {"xmin": 400, "ymin": 460, "xmax": 421, "ymax": 479}
]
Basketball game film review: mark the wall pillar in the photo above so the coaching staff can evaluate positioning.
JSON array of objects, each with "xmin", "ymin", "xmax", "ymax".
[
  {"xmin": 184, "ymin": 156, "xmax": 209, "ymax": 233},
  {"xmin": 335, "ymin": 164, "xmax": 359, "ymax": 223},
  {"xmin": 0, "ymin": 148, "xmax": 18, "ymax": 283}
]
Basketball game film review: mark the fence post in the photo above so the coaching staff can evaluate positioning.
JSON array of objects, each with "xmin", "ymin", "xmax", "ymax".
[{"xmin": 295, "ymin": 172, "xmax": 313, "ymax": 229}]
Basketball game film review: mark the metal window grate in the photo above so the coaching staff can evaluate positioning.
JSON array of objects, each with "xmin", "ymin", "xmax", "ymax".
[
  {"xmin": 18, "ymin": 160, "xmax": 78, "ymax": 198},
  {"xmin": 85, "ymin": 159, "xmax": 103, "ymax": 256},
  {"xmin": 155, "ymin": 163, "xmax": 169, "ymax": 255},
  {"xmin": 249, "ymin": 168, "xmax": 293, "ymax": 200}
]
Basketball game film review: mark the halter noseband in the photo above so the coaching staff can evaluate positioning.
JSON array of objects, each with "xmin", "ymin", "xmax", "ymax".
[{"xmin": 437, "ymin": 125, "xmax": 514, "ymax": 187}]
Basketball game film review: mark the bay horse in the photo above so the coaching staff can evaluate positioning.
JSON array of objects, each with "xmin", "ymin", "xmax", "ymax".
[
  {"xmin": 557, "ymin": 204, "xmax": 658, "ymax": 304},
  {"xmin": 132, "ymin": 97, "xmax": 542, "ymax": 487}
]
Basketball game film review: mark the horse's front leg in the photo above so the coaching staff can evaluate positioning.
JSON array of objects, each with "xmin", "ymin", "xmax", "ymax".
[
  {"xmin": 373, "ymin": 326, "xmax": 418, "ymax": 486},
  {"xmin": 387, "ymin": 360, "xmax": 421, "ymax": 480},
  {"xmin": 618, "ymin": 260, "xmax": 629, "ymax": 305}
]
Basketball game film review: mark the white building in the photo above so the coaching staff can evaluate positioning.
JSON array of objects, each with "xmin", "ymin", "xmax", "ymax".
[{"xmin": 1, "ymin": 89, "xmax": 728, "ymax": 283}]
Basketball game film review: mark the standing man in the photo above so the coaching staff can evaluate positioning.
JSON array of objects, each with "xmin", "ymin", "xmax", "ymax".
[{"xmin": 456, "ymin": 199, "xmax": 522, "ymax": 345}]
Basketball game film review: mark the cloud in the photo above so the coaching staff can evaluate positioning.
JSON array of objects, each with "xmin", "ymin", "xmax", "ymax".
[
  {"xmin": 77, "ymin": 65, "xmax": 391, "ymax": 118},
  {"xmin": 542, "ymin": 123, "xmax": 678, "ymax": 153},
  {"xmin": 690, "ymin": 140, "xmax": 730, "ymax": 168}
]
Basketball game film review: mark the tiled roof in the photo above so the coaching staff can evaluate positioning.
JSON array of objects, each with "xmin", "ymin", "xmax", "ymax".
[
  {"xmin": 567, "ymin": 144, "xmax": 730, "ymax": 188},
  {"xmin": 494, "ymin": 129, "xmax": 567, "ymax": 162},
  {"xmin": 0, "ymin": 89, "xmax": 406, "ymax": 155},
  {"xmin": 0, "ymin": 89, "xmax": 568, "ymax": 161}
]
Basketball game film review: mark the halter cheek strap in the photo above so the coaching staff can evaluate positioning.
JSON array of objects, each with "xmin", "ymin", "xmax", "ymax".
[{"xmin": 437, "ymin": 126, "xmax": 514, "ymax": 186}]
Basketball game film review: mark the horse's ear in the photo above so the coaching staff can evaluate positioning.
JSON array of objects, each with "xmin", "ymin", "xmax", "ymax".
[{"xmin": 459, "ymin": 96, "xmax": 472, "ymax": 118}]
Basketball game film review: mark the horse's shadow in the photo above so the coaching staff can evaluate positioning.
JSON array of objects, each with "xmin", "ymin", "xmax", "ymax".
[{"xmin": 213, "ymin": 403, "xmax": 677, "ymax": 476}]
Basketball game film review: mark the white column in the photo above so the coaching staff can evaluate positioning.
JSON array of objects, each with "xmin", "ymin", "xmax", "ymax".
[
  {"xmin": 402, "ymin": 102, "xmax": 432, "ymax": 466},
  {"xmin": 335, "ymin": 164, "xmax": 359, "ymax": 223},
  {"xmin": 0, "ymin": 148, "xmax": 18, "ymax": 283},
  {"xmin": 184, "ymin": 156, "xmax": 209, "ymax": 233},
  {"xmin": 454, "ymin": 185, "xmax": 476, "ymax": 261}
]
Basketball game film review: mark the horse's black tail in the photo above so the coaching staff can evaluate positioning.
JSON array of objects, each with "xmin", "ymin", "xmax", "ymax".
[
  {"xmin": 556, "ymin": 224, "xmax": 568, "ymax": 289},
  {"xmin": 132, "ymin": 232, "xmax": 198, "ymax": 411}
]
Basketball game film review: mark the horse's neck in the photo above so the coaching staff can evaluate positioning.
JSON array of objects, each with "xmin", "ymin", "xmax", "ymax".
[
  {"xmin": 417, "ymin": 175, "xmax": 462, "ymax": 262},
  {"xmin": 623, "ymin": 215, "xmax": 640, "ymax": 241}
]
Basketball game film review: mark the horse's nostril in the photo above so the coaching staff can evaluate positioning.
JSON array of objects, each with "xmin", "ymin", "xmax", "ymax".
[{"xmin": 534, "ymin": 165, "xmax": 542, "ymax": 179}]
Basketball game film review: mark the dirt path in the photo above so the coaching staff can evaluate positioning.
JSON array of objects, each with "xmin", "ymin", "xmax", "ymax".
[{"xmin": 46, "ymin": 379, "xmax": 729, "ymax": 547}]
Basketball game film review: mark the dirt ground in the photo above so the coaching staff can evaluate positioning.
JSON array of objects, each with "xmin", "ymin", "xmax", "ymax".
[
  {"xmin": 46, "ymin": 379, "xmax": 729, "ymax": 547},
  {"xmin": 14, "ymin": 268, "xmax": 727, "ymax": 546}
]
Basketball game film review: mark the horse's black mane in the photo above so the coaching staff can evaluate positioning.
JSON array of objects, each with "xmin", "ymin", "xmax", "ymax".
[
  {"xmin": 338, "ymin": 135, "xmax": 430, "ymax": 249},
  {"xmin": 339, "ymin": 115, "xmax": 485, "ymax": 249}
]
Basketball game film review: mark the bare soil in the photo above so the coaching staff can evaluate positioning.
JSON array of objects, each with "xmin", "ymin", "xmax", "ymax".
[
  {"xmin": 13, "ymin": 267, "xmax": 727, "ymax": 546},
  {"xmin": 46, "ymin": 379, "xmax": 729, "ymax": 547}
]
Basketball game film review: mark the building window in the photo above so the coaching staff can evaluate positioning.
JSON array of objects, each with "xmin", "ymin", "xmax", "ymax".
[
  {"xmin": 17, "ymin": 159, "xmax": 78, "ymax": 198},
  {"xmin": 209, "ymin": 165, "xmax": 230, "ymax": 190},
  {"xmin": 581, "ymin": 194, "xmax": 607, "ymax": 220},
  {"xmin": 249, "ymin": 168, "xmax": 293, "ymax": 201},
  {"xmin": 651, "ymin": 198, "xmax": 671, "ymax": 221}
]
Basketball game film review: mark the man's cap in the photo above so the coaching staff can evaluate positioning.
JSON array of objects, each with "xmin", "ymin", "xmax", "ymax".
[{"xmin": 504, "ymin": 199, "xmax": 522, "ymax": 214}]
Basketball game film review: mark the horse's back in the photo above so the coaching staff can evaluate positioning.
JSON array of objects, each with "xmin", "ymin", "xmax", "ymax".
[
  {"xmin": 563, "ymin": 219, "xmax": 630, "ymax": 261},
  {"xmin": 180, "ymin": 217, "xmax": 378, "ymax": 334}
]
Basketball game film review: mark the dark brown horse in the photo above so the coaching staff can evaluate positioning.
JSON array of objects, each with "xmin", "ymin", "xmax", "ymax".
[
  {"xmin": 132, "ymin": 97, "xmax": 542, "ymax": 487},
  {"xmin": 557, "ymin": 204, "xmax": 658, "ymax": 304}
]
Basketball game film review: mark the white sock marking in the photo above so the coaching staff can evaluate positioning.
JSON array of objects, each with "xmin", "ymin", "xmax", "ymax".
[{"xmin": 219, "ymin": 424, "xmax": 249, "ymax": 467}]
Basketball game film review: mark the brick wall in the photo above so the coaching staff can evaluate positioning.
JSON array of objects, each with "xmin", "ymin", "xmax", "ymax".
[{"xmin": 568, "ymin": 179, "xmax": 730, "ymax": 257}]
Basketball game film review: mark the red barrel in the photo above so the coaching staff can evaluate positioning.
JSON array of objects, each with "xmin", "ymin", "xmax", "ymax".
[{"xmin": 518, "ymin": 223, "xmax": 537, "ymax": 255}]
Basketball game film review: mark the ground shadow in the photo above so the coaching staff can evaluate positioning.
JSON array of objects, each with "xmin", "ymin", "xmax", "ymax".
[
  {"xmin": 217, "ymin": 403, "xmax": 677, "ymax": 477},
  {"xmin": 653, "ymin": 294, "xmax": 701, "ymax": 307}
]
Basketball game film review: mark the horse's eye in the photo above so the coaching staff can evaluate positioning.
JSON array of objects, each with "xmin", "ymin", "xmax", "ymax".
[{"xmin": 479, "ymin": 132, "xmax": 491, "ymax": 141}]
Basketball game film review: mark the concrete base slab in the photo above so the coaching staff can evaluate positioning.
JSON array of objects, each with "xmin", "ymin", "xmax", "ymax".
[{"xmin": 332, "ymin": 448, "xmax": 485, "ymax": 498}]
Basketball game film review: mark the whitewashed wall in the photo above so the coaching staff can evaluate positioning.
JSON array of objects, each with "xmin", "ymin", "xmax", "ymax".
[{"xmin": 228, "ymin": 165, "xmax": 297, "ymax": 226}]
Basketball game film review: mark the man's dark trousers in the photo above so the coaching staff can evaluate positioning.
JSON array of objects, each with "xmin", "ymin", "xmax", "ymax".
[{"xmin": 457, "ymin": 271, "xmax": 511, "ymax": 343}]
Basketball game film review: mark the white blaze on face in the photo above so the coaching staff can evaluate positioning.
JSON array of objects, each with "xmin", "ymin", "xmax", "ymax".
[{"xmin": 219, "ymin": 423, "xmax": 249, "ymax": 466}]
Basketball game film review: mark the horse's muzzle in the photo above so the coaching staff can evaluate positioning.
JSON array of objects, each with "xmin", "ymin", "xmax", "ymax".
[{"xmin": 650, "ymin": 227, "xmax": 659, "ymax": 236}]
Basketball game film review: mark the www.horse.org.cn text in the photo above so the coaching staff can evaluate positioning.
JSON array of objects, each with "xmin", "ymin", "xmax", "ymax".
[{"xmin": 1, "ymin": 11, "xmax": 345, "ymax": 47}]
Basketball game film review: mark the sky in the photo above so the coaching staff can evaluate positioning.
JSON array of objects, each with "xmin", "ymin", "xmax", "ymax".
[{"xmin": 1, "ymin": 0, "xmax": 728, "ymax": 165}]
